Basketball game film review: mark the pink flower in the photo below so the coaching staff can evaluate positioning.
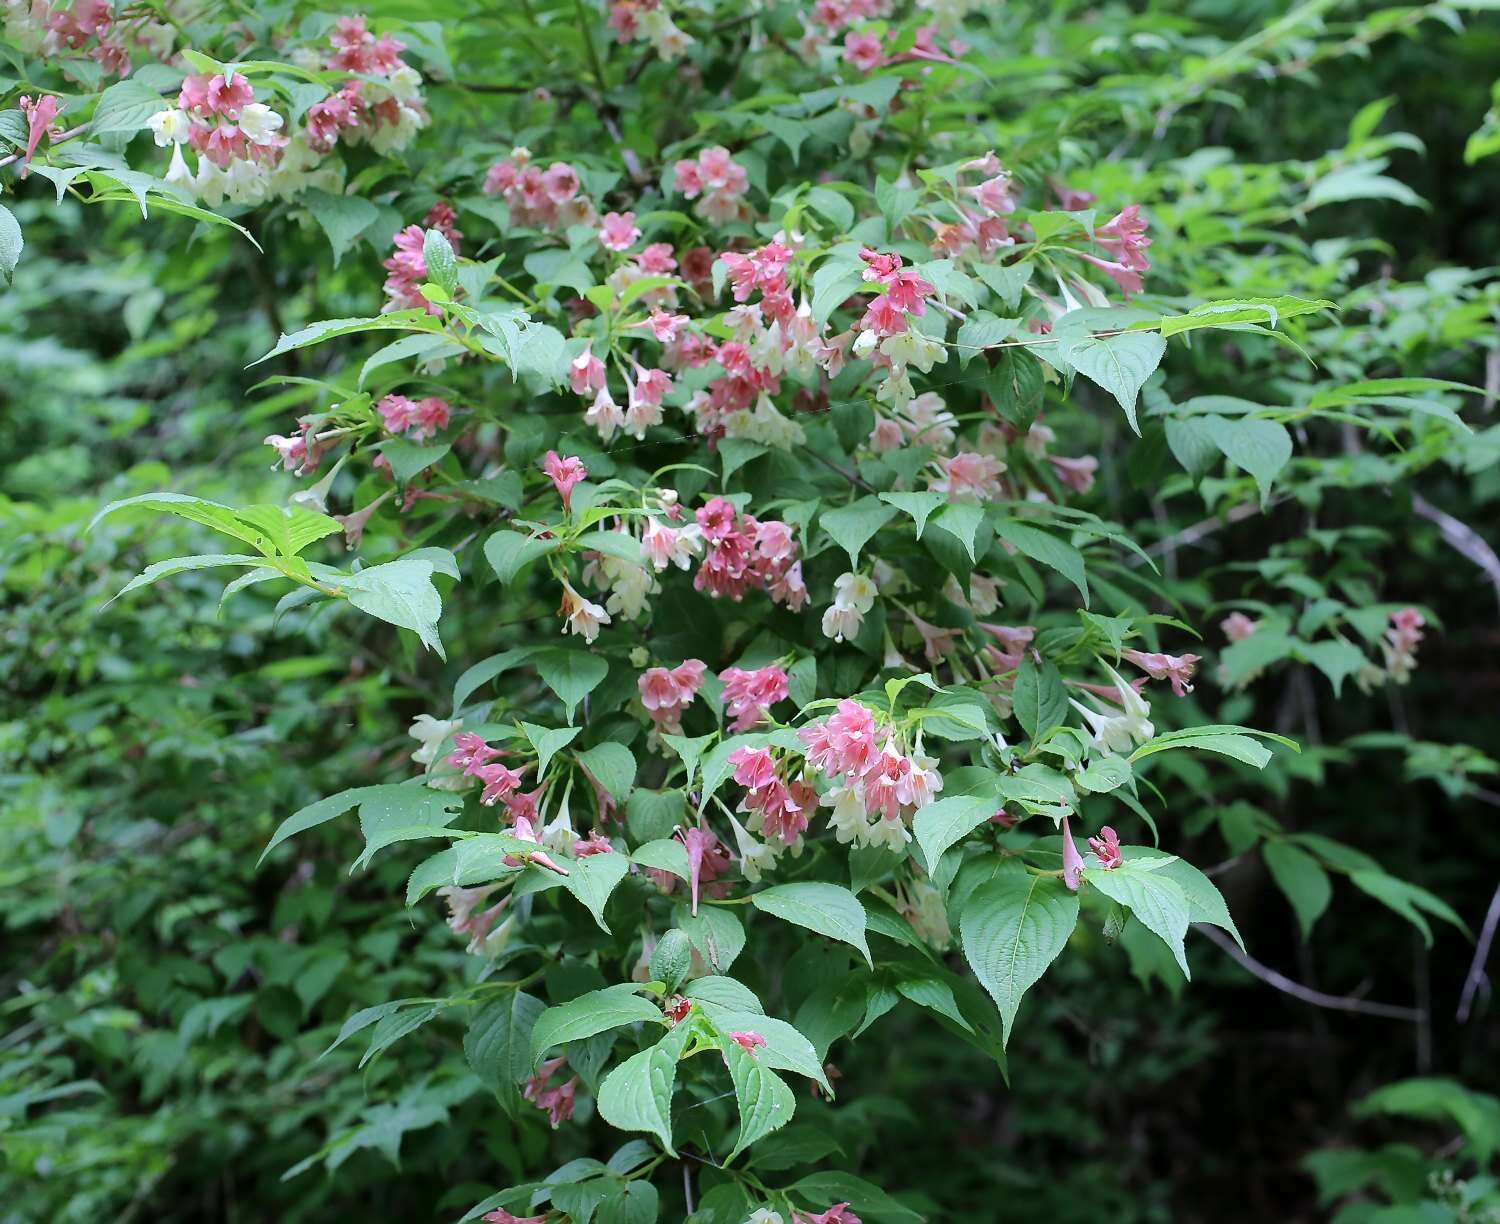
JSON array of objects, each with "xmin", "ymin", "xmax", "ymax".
[
  {"xmin": 599, "ymin": 211, "xmax": 641, "ymax": 252},
  {"xmin": 795, "ymin": 1206, "xmax": 863, "ymax": 1224},
  {"xmin": 422, "ymin": 201, "xmax": 463, "ymax": 250},
  {"xmin": 377, "ymin": 393, "xmax": 417, "ymax": 433},
  {"xmin": 17, "ymin": 95, "xmax": 61, "ymax": 176},
  {"xmin": 542, "ymin": 161, "xmax": 580, "ymax": 203},
  {"xmin": 206, "ymin": 72, "xmax": 254, "ymax": 118},
  {"xmin": 1088, "ymin": 825, "xmax": 1122, "ymax": 870},
  {"xmin": 640, "ymin": 310, "xmax": 689, "ymax": 343},
  {"xmin": 523, "ymin": 1056, "xmax": 578, "ymax": 1128},
  {"xmin": 678, "ymin": 825, "xmax": 731, "ymax": 914},
  {"xmin": 730, "ymin": 746, "xmax": 777, "ymax": 792},
  {"xmin": 800, "ymin": 699, "xmax": 880, "ymax": 780},
  {"xmin": 720, "ymin": 665, "xmax": 789, "ymax": 732},
  {"xmin": 843, "ymin": 30, "xmax": 884, "ymax": 72},
  {"xmin": 574, "ymin": 831, "xmax": 614, "ymax": 856},
  {"xmin": 1096, "ymin": 204, "xmax": 1152, "ymax": 271},
  {"xmin": 570, "ymin": 343, "xmax": 607, "ymax": 395},
  {"xmin": 411, "ymin": 396, "xmax": 451, "ymax": 439},
  {"xmin": 542, "ymin": 450, "xmax": 589, "ymax": 511},
  {"xmin": 448, "ymin": 731, "xmax": 502, "ymax": 774},
  {"xmin": 1221, "ymin": 612, "xmax": 1259, "ymax": 642},
  {"xmin": 1049, "ymin": 454, "xmax": 1099, "ymax": 493},
  {"xmin": 1383, "ymin": 606, "xmax": 1427, "ymax": 682},
  {"xmin": 1060, "ymin": 815, "xmax": 1086, "ymax": 891},
  {"xmin": 482, "ymin": 1210, "xmax": 547, "ymax": 1224},
  {"xmin": 1122, "ymin": 649, "xmax": 1200, "ymax": 697},
  {"xmin": 639, "ymin": 659, "xmax": 706, "ymax": 731},
  {"xmin": 930, "ymin": 452, "xmax": 1005, "ymax": 501},
  {"xmin": 475, "ymin": 762, "xmax": 527, "ymax": 806},
  {"xmin": 636, "ymin": 243, "xmax": 678, "ymax": 275},
  {"xmin": 729, "ymin": 1030, "xmax": 766, "ymax": 1054},
  {"xmin": 860, "ymin": 294, "xmax": 908, "ymax": 337}
]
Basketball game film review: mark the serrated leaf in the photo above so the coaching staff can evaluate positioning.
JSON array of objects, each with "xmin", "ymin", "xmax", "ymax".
[
  {"xmin": 820, "ymin": 496, "xmax": 898, "ymax": 568},
  {"xmin": 531, "ymin": 984, "xmax": 663, "ymax": 1063},
  {"xmin": 561, "ymin": 852, "xmax": 631, "ymax": 931},
  {"xmin": 960, "ymin": 873, "xmax": 1079, "ymax": 1046},
  {"xmin": 913, "ymin": 794, "xmax": 995, "ymax": 870},
  {"xmin": 341, "ymin": 559, "xmax": 446, "ymax": 658},
  {"xmin": 752, "ymin": 882, "xmax": 871, "ymax": 965},
  {"xmin": 1088, "ymin": 863, "xmax": 1192, "ymax": 977},
  {"xmin": 596, "ymin": 1021, "xmax": 694, "ymax": 1154},
  {"xmin": 1062, "ymin": 331, "xmax": 1165, "ymax": 432},
  {"xmin": 1264, "ymin": 842, "xmax": 1332, "ymax": 940}
]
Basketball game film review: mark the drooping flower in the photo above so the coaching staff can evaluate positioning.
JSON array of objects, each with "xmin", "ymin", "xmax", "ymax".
[
  {"xmin": 1069, "ymin": 664, "xmax": 1155, "ymax": 755},
  {"xmin": 523, "ymin": 1056, "xmax": 578, "ymax": 1128},
  {"xmin": 599, "ymin": 210, "xmax": 642, "ymax": 252},
  {"xmin": 720, "ymin": 665, "xmax": 789, "ymax": 732},
  {"xmin": 1122, "ymin": 649, "xmax": 1201, "ymax": 697},
  {"xmin": 558, "ymin": 578, "xmax": 611, "ymax": 643},
  {"xmin": 1060, "ymin": 815, "xmax": 1086, "ymax": 891}
]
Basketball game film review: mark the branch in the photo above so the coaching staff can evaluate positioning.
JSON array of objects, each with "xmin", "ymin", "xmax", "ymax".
[
  {"xmin": 1196, "ymin": 924, "xmax": 1425, "ymax": 1022},
  {"xmin": 1413, "ymin": 494, "xmax": 1500, "ymax": 614},
  {"xmin": 1456, "ymin": 878, "xmax": 1500, "ymax": 1023}
]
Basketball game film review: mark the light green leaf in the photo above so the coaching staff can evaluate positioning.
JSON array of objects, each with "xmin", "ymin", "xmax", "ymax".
[
  {"xmin": 341, "ymin": 559, "xmax": 446, "ymax": 658},
  {"xmin": 1061, "ymin": 330, "xmax": 1166, "ymax": 432},
  {"xmin": 1088, "ymin": 862, "xmax": 1193, "ymax": 977},
  {"xmin": 752, "ymin": 882, "xmax": 871, "ymax": 965},
  {"xmin": 596, "ymin": 1022, "xmax": 693, "ymax": 1155},
  {"xmin": 0, "ymin": 202, "xmax": 22, "ymax": 284},
  {"xmin": 534, "ymin": 647, "xmax": 608, "ymax": 723},
  {"xmin": 993, "ymin": 520, "xmax": 1089, "ymax": 606},
  {"xmin": 484, "ymin": 529, "xmax": 559, "ymax": 583},
  {"xmin": 301, "ymin": 188, "xmax": 380, "ymax": 266},
  {"xmin": 721, "ymin": 1031, "xmax": 797, "ymax": 1160},
  {"xmin": 577, "ymin": 742, "xmax": 637, "ymax": 800}
]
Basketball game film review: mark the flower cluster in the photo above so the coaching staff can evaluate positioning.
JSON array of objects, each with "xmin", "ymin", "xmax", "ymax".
[
  {"xmin": 1381, "ymin": 606, "xmax": 1426, "ymax": 683},
  {"xmin": 672, "ymin": 145, "xmax": 751, "ymax": 224},
  {"xmin": 4, "ymin": 0, "xmax": 167, "ymax": 78},
  {"xmin": 729, "ymin": 746, "xmax": 816, "ymax": 852},
  {"xmin": 377, "ymin": 392, "xmax": 452, "ymax": 439},
  {"xmin": 483, "ymin": 147, "xmax": 594, "ymax": 230},
  {"xmin": 638, "ymin": 660, "xmax": 707, "ymax": 733},
  {"xmin": 799, "ymin": 700, "xmax": 943, "ymax": 849},
  {"xmin": 522, "ymin": 1056, "xmax": 578, "ymax": 1128},
  {"xmin": 607, "ymin": 1, "xmax": 695, "ymax": 61},
  {"xmin": 692, "ymin": 498, "xmax": 806, "ymax": 609}
]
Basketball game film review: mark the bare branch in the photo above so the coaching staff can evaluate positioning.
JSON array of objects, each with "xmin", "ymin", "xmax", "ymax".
[
  {"xmin": 1196, "ymin": 924, "xmax": 1425, "ymax": 1022},
  {"xmin": 1413, "ymin": 494, "xmax": 1500, "ymax": 614},
  {"xmin": 1456, "ymin": 878, "xmax": 1500, "ymax": 1023}
]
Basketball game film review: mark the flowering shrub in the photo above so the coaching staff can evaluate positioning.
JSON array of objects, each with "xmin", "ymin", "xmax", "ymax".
[{"xmin": 5, "ymin": 1, "xmax": 1498, "ymax": 1220}]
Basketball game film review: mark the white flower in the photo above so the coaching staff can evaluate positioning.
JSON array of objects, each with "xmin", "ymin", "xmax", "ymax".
[
  {"xmin": 833, "ymin": 571, "xmax": 877, "ymax": 613},
  {"xmin": 560, "ymin": 580, "xmax": 611, "ymax": 643},
  {"xmin": 880, "ymin": 330, "xmax": 947, "ymax": 374},
  {"xmin": 387, "ymin": 64, "xmax": 423, "ymax": 102},
  {"xmin": 727, "ymin": 813, "xmax": 777, "ymax": 884},
  {"xmin": 222, "ymin": 157, "xmax": 270, "ymax": 205},
  {"xmin": 163, "ymin": 143, "xmax": 194, "ymax": 191},
  {"xmin": 1069, "ymin": 664, "xmax": 1154, "ymax": 755},
  {"xmin": 746, "ymin": 1211, "xmax": 786, "ymax": 1224},
  {"xmin": 408, "ymin": 714, "xmax": 460, "ymax": 766},
  {"xmin": 146, "ymin": 107, "xmax": 191, "ymax": 146},
  {"xmin": 821, "ymin": 600, "xmax": 864, "ymax": 643},
  {"xmin": 237, "ymin": 102, "xmax": 285, "ymax": 146}
]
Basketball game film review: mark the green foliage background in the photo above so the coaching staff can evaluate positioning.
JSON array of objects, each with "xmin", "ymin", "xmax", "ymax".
[{"xmin": 3, "ymin": 2, "xmax": 1499, "ymax": 1221}]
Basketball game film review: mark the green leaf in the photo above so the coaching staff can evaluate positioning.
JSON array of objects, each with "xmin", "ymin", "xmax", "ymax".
[
  {"xmin": 972, "ymin": 260, "xmax": 1034, "ymax": 310},
  {"xmin": 993, "ymin": 520, "xmax": 1089, "ymax": 607},
  {"xmin": 1088, "ymin": 862, "xmax": 1193, "ymax": 977},
  {"xmin": 789, "ymin": 1172, "xmax": 925, "ymax": 1224},
  {"xmin": 251, "ymin": 312, "xmax": 438, "ymax": 365},
  {"xmin": 597, "ymin": 1180, "xmax": 659, "ymax": 1224},
  {"xmin": 1348, "ymin": 871, "xmax": 1467, "ymax": 948},
  {"xmin": 960, "ymin": 873, "xmax": 1078, "ymax": 1046},
  {"xmin": 805, "ymin": 185, "xmax": 854, "ymax": 233},
  {"xmin": 930, "ymin": 503, "xmax": 985, "ymax": 563},
  {"xmin": 878, "ymin": 490, "xmax": 947, "ymax": 538},
  {"xmin": 0, "ymin": 202, "xmax": 22, "ymax": 284},
  {"xmin": 531, "ymin": 984, "xmax": 663, "ymax": 1063},
  {"xmin": 561, "ymin": 852, "xmax": 632, "ymax": 931},
  {"xmin": 1165, "ymin": 417, "xmax": 1219, "ymax": 479},
  {"xmin": 1203, "ymin": 417, "xmax": 1292, "ymax": 504},
  {"xmin": 720, "ymin": 1030, "xmax": 797, "ymax": 1160},
  {"xmin": 423, "ymin": 228, "xmax": 459, "ymax": 295},
  {"xmin": 1129, "ymin": 731, "xmax": 1272, "ymax": 769},
  {"xmin": 1061, "ymin": 331, "xmax": 1165, "ymax": 432},
  {"xmin": 353, "ymin": 789, "xmax": 466, "ymax": 870},
  {"xmin": 233, "ymin": 504, "xmax": 341, "ymax": 557},
  {"xmin": 596, "ymin": 1022, "xmax": 693, "ymax": 1155},
  {"xmin": 1264, "ymin": 842, "xmax": 1333, "ymax": 940},
  {"xmin": 301, "ymin": 188, "xmax": 380, "ymax": 266},
  {"xmin": 107, "ymin": 553, "xmax": 262, "ymax": 606},
  {"xmin": 675, "ymin": 904, "xmax": 745, "ymax": 972},
  {"xmin": 90, "ymin": 78, "xmax": 166, "ymax": 135},
  {"xmin": 912, "ymin": 793, "xmax": 995, "ymax": 870},
  {"xmin": 810, "ymin": 256, "xmax": 867, "ymax": 324},
  {"xmin": 984, "ymin": 347, "xmax": 1046, "ymax": 432},
  {"xmin": 340, "ymin": 559, "xmax": 446, "ymax": 658},
  {"xmin": 535, "ymin": 647, "xmax": 609, "ymax": 723},
  {"xmin": 954, "ymin": 310, "xmax": 1020, "ymax": 365},
  {"xmin": 261, "ymin": 784, "xmax": 454, "ymax": 865},
  {"xmin": 90, "ymin": 491, "xmax": 267, "ymax": 549},
  {"xmin": 1012, "ymin": 655, "xmax": 1068, "ymax": 742},
  {"xmin": 820, "ymin": 496, "xmax": 898, "ymax": 568},
  {"xmin": 484, "ymin": 529, "xmax": 559, "ymax": 584},
  {"xmin": 452, "ymin": 646, "xmax": 539, "ymax": 709},
  {"xmin": 631, "ymin": 838, "xmax": 691, "ymax": 882},
  {"xmin": 521, "ymin": 722, "xmax": 581, "ymax": 781},
  {"xmin": 752, "ymin": 882, "xmax": 871, "ymax": 965},
  {"xmin": 577, "ymin": 742, "xmax": 636, "ymax": 800}
]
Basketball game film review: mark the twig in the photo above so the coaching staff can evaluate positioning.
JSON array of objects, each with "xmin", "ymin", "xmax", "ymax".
[
  {"xmin": 1413, "ymin": 494, "xmax": 1500, "ymax": 614},
  {"xmin": 1197, "ymin": 924, "xmax": 1425, "ymax": 1022},
  {"xmin": 1456, "ymin": 878, "xmax": 1500, "ymax": 1023},
  {"xmin": 1127, "ymin": 498, "xmax": 1274, "ymax": 567}
]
